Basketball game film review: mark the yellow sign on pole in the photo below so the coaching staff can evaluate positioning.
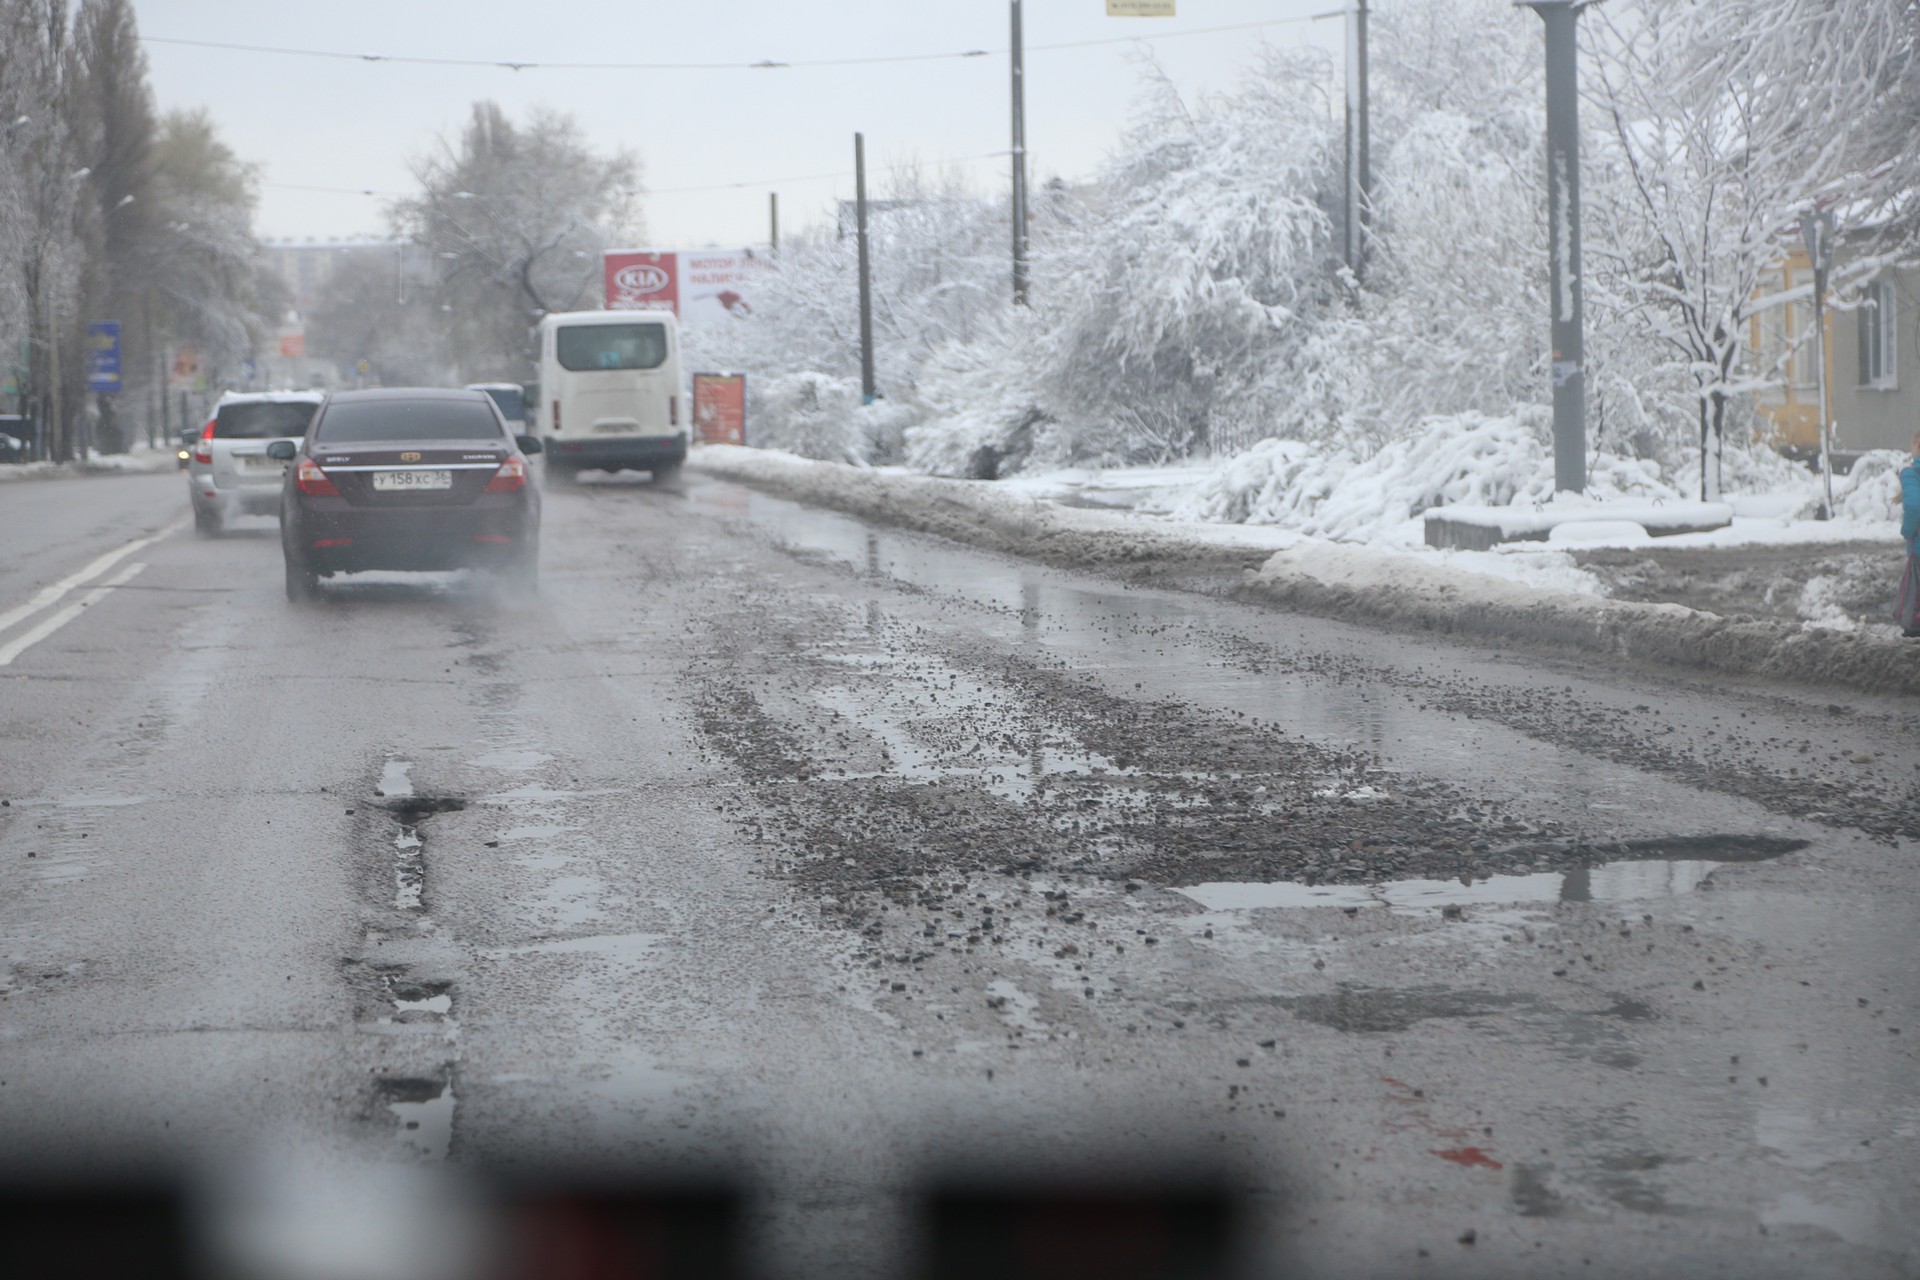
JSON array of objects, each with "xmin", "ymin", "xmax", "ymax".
[{"xmin": 1107, "ymin": 0, "xmax": 1175, "ymax": 14}]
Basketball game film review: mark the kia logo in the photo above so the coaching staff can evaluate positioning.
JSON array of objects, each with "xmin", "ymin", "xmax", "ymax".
[
  {"xmin": 400, "ymin": 451, "xmax": 421, "ymax": 461},
  {"xmin": 613, "ymin": 264, "xmax": 669, "ymax": 294}
]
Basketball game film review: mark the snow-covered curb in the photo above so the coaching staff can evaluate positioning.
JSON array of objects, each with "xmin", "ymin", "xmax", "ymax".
[
  {"xmin": 690, "ymin": 445, "xmax": 1920, "ymax": 696},
  {"xmin": 0, "ymin": 450, "xmax": 178, "ymax": 482}
]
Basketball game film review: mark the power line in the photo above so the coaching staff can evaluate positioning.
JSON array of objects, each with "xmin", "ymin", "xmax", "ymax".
[
  {"xmin": 141, "ymin": 18, "xmax": 1318, "ymax": 74},
  {"xmin": 262, "ymin": 150, "xmax": 1011, "ymax": 203}
]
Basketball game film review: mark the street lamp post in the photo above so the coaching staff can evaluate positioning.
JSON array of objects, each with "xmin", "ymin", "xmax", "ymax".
[
  {"xmin": 1519, "ymin": 0, "xmax": 1589, "ymax": 495},
  {"xmin": 1010, "ymin": 0, "xmax": 1030, "ymax": 306}
]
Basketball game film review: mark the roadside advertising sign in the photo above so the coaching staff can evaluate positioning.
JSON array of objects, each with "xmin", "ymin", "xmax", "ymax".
[
  {"xmin": 604, "ymin": 251, "xmax": 679, "ymax": 315},
  {"xmin": 278, "ymin": 329, "xmax": 305, "ymax": 359},
  {"xmin": 168, "ymin": 345, "xmax": 205, "ymax": 393},
  {"xmin": 86, "ymin": 321, "xmax": 122, "ymax": 394},
  {"xmin": 692, "ymin": 372, "xmax": 747, "ymax": 446},
  {"xmin": 678, "ymin": 250, "xmax": 768, "ymax": 326},
  {"xmin": 1107, "ymin": 0, "xmax": 1175, "ymax": 13},
  {"xmin": 605, "ymin": 249, "xmax": 770, "ymax": 326}
]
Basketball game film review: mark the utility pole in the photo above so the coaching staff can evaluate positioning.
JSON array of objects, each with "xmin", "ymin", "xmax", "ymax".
[
  {"xmin": 769, "ymin": 192, "xmax": 780, "ymax": 256},
  {"xmin": 1343, "ymin": 0, "xmax": 1370, "ymax": 280},
  {"xmin": 855, "ymin": 133, "xmax": 876, "ymax": 404},
  {"xmin": 1010, "ymin": 0, "xmax": 1030, "ymax": 305},
  {"xmin": 1802, "ymin": 210, "xmax": 1836, "ymax": 519},
  {"xmin": 1521, "ymin": 0, "xmax": 1587, "ymax": 495}
]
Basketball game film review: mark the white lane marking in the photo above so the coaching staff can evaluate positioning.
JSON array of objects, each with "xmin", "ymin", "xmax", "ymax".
[
  {"xmin": 0, "ymin": 517, "xmax": 187, "ymax": 640},
  {"xmin": 0, "ymin": 562, "xmax": 147, "ymax": 667}
]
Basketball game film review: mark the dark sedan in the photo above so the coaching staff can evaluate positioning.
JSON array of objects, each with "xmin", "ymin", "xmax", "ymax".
[{"xmin": 272, "ymin": 388, "xmax": 542, "ymax": 602}]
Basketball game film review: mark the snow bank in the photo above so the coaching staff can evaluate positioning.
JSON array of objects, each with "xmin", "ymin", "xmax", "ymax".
[
  {"xmin": 690, "ymin": 443, "xmax": 1920, "ymax": 695},
  {"xmin": 0, "ymin": 448, "xmax": 178, "ymax": 483},
  {"xmin": 1168, "ymin": 410, "xmax": 1681, "ymax": 545}
]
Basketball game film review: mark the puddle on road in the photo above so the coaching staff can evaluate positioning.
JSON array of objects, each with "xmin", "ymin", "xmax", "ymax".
[
  {"xmin": 377, "ymin": 759, "xmax": 415, "ymax": 799},
  {"xmin": 485, "ymin": 932, "xmax": 662, "ymax": 963},
  {"xmin": 379, "ymin": 1076, "xmax": 454, "ymax": 1161},
  {"xmin": 469, "ymin": 748, "xmax": 551, "ymax": 772},
  {"xmin": 393, "ymin": 829, "xmax": 424, "ymax": 911},
  {"xmin": 689, "ymin": 485, "xmax": 1768, "ymax": 822},
  {"xmin": 1178, "ymin": 836, "xmax": 1803, "ymax": 913}
]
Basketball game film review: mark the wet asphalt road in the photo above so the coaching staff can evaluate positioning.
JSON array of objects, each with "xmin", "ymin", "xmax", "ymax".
[{"xmin": 0, "ymin": 466, "xmax": 1916, "ymax": 1279}]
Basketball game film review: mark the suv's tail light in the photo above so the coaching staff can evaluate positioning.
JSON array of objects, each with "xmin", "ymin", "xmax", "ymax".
[
  {"xmin": 484, "ymin": 455, "xmax": 527, "ymax": 494},
  {"xmin": 295, "ymin": 458, "xmax": 338, "ymax": 496},
  {"xmin": 191, "ymin": 420, "xmax": 214, "ymax": 465}
]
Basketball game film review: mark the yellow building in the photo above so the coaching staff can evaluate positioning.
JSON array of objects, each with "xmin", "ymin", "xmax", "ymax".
[{"xmin": 1750, "ymin": 244, "xmax": 1917, "ymax": 457}]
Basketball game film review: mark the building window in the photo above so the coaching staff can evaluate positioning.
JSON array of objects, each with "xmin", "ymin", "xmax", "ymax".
[{"xmin": 1858, "ymin": 278, "xmax": 1896, "ymax": 389}]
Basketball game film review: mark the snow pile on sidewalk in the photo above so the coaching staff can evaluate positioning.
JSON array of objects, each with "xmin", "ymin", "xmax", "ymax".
[
  {"xmin": 689, "ymin": 443, "xmax": 1920, "ymax": 694},
  {"xmin": 1809, "ymin": 450, "xmax": 1908, "ymax": 525},
  {"xmin": 0, "ymin": 447, "xmax": 178, "ymax": 483},
  {"xmin": 1171, "ymin": 409, "xmax": 1717, "ymax": 544}
]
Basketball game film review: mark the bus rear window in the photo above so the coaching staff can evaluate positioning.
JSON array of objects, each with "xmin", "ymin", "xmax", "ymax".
[{"xmin": 556, "ymin": 324, "xmax": 668, "ymax": 372}]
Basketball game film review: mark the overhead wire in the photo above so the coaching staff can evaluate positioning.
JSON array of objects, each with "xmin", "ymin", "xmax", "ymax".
[
  {"xmin": 140, "ymin": 16, "xmax": 1321, "ymax": 74},
  {"xmin": 263, "ymin": 150, "xmax": 1013, "ymax": 204}
]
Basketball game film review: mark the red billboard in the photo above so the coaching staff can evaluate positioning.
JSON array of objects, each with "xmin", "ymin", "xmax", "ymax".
[
  {"xmin": 604, "ymin": 251, "xmax": 679, "ymax": 314},
  {"xmin": 692, "ymin": 373, "xmax": 747, "ymax": 446},
  {"xmin": 604, "ymin": 249, "xmax": 768, "ymax": 324}
]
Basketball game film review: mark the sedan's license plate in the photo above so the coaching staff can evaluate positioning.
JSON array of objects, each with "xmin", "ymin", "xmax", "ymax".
[{"xmin": 372, "ymin": 469, "xmax": 453, "ymax": 492}]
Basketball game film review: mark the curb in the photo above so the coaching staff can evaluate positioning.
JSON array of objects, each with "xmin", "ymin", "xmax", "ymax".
[{"xmin": 688, "ymin": 447, "xmax": 1920, "ymax": 697}]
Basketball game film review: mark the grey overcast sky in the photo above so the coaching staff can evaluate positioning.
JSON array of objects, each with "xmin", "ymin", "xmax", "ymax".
[{"xmin": 131, "ymin": 1, "xmax": 1344, "ymax": 250}]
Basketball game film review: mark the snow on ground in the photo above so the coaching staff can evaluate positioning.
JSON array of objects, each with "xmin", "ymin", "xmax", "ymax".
[
  {"xmin": 695, "ymin": 422, "xmax": 1908, "ymax": 609},
  {"xmin": 691, "ymin": 433, "xmax": 1920, "ymax": 694},
  {"xmin": 0, "ymin": 444, "xmax": 178, "ymax": 483},
  {"xmin": 994, "ymin": 412, "xmax": 1907, "ymax": 599}
]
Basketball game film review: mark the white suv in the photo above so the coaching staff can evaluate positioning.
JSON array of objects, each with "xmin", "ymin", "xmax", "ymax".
[{"xmin": 186, "ymin": 390, "xmax": 325, "ymax": 535}]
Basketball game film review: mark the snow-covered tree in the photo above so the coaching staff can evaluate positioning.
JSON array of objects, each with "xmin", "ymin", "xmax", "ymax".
[
  {"xmin": 394, "ymin": 102, "xmax": 641, "ymax": 382},
  {"xmin": 1588, "ymin": 0, "xmax": 1917, "ymax": 497},
  {"xmin": 144, "ymin": 108, "xmax": 274, "ymax": 386},
  {"xmin": 1025, "ymin": 50, "xmax": 1340, "ymax": 462},
  {"xmin": 686, "ymin": 163, "xmax": 1012, "ymax": 463}
]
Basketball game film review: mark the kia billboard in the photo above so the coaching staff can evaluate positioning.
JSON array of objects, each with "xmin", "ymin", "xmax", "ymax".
[{"xmin": 604, "ymin": 249, "xmax": 769, "ymax": 327}]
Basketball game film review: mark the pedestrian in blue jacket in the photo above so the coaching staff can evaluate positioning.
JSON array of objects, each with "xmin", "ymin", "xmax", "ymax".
[{"xmin": 1897, "ymin": 430, "xmax": 1920, "ymax": 637}]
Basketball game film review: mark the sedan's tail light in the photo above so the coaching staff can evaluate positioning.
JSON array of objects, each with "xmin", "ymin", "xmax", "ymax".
[
  {"xmin": 484, "ymin": 455, "xmax": 527, "ymax": 494},
  {"xmin": 295, "ymin": 458, "xmax": 338, "ymax": 496},
  {"xmin": 191, "ymin": 420, "xmax": 214, "ymax": 465}
]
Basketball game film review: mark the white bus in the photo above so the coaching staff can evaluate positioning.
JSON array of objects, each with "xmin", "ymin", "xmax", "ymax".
[{"xmin": 530, "ymin": 310, "xmax": 686, "ymax": 480}]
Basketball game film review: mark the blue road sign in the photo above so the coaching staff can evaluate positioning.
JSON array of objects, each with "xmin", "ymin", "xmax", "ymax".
[{"xmin": 87, "ymin": 321, "xmax": 122, "ymax": 394}]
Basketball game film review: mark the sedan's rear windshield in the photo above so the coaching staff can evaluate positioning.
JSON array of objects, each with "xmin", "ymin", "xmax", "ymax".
[
  {"xmin": 214, "ymin": 401, "xmax": 318, "ymax": 439},
  {"xmin": 314, "ymin": 399, "xmax": 504, "ymax": 444},
  {"xmin": 556, "ymin": 324, "xmax": 668, "ymax": 372}
]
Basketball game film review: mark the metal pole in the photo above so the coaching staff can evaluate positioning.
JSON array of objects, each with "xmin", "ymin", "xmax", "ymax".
[
  {"xmin": 1812, "ymin": 281, "xmax": 1834, "ymax": 517},
  {"xmin": 1802, "ymin": 211, "xmax": 1837, "ymax": 518},
  {"xmin": 1011, "ymin": 0, "xmax": 1030, "ymax": 305},
  {"xmin": 1523, "ymin": 0, "xmax": 1587, "ymax": 494},
  {"xmin": 855, "ymin": 133, "xmax": 876, "ymax": 404},
  {"xmin": 1344, "ymin": 0, "xmax": 1370, "ymax": 280},
  {"xmin": 769, "ymin": 192, "xmax": 780, "ymax": 256}
]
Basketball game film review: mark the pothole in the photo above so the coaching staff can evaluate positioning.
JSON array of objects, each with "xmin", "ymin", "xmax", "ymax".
[
  {"xmin": 380, "ymin": 796, "xmax": 467, "ymax": 914},
  {"xmin": 1176, "ymin": 834, "xmax": 1806, "ymax": 913},
  {"xmin": 377, "ymin": 1073, "xmax": 454, "ymax": 1161},
  {"xmin": 385, "ymin": 976, "xmax": 452, "ymax": 1019},
  {"xmin": 385, "ymin": 796, "xmax": 468, "ymax": 823}
]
